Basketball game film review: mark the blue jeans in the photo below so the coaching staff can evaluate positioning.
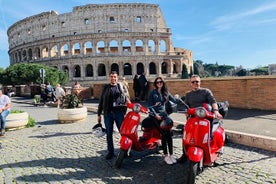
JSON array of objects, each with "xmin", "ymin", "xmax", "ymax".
[
  {"xmin": 0, "ymin": 110, "xmax": 10, "ymax": 129},
  {"xmin": 104, "ymin": 111, "xmax": 124, "ymax": 154}
]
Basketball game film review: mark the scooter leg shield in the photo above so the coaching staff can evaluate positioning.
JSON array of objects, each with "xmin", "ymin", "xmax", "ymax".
[
  {"xmin": 212, "ymin": 127, "xmax": 225, "ymax": 150},
  {"xmin": 120, "ymin": 136, "xmax": 133, "ymax": 150},
  {"xmin": 187, "ymin": 147, "xmax": 204, "ymax": 162}
]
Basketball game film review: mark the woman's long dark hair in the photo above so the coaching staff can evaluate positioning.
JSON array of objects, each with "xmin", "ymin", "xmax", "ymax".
[{"xmin": 154, "ymin": 77, "xmax": 169, "ymax": 97}]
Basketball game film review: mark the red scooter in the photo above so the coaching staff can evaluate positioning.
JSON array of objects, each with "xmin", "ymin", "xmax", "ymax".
[
  {"xmin": 178, "ymin": 97, "xmax": 229, "ymax": 184},
  {"xmin": 114, "ymin": 102, "xmax": 162, "ymax": 168}
]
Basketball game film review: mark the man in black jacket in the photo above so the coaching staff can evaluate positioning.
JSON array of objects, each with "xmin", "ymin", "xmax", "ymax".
[{"xmin": 97, "ymin": 71, "xmax": 130, "ymax": 159}]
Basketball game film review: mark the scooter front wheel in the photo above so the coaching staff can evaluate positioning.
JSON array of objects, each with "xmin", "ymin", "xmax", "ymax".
[
  {"xmin": 114, "ymin": 149, "xmax": 127, "ymax": 169},
  {"xmin": 187, "ymin": 159, "xmax": 199, "ymax": 184}
]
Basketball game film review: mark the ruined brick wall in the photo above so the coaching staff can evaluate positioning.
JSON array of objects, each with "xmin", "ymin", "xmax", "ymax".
[{"xmin": 93, "ymin": 76, "xmax": 276, "ymax": 110}]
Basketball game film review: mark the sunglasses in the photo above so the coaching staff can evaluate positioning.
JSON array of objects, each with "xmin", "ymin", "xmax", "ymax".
[
  {"xmin": 156, "ymin": 81, "xmax": 163, "ymax": 84},
  {"xmin": 191, "ymin": 81, "xmax": 200, "ymax": 84}
]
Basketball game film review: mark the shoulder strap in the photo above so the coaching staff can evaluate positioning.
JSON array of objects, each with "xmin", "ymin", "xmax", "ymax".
[
  {"xmin": 117, "ymin": 82, "xmax": 130, "ymax": 99},
  {"xmin": 117, "ymin": 82, "xmax": 125, "ymax": 93}
]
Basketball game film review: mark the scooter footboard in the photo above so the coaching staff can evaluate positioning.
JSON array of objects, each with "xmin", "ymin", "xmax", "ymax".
[
  {"xmin": 187, "ymin": 147, "xmax": 204, "ymax": 162},
  {"xmin": 120, "ymin": 136, "xmax": 133, "ymax": 151}
]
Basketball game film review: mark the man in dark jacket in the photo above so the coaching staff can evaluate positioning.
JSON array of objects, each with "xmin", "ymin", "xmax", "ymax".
[
  {"xmin": 178, "ymin": 74, "xmax": 222, "ymax": 163},
  {"xmin": 97, "ymin": 71, "xmax": 130, "ymax": 159}
]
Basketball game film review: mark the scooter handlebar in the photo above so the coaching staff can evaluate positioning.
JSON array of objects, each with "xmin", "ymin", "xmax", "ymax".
[{"xmin": 127, "ymin": 102, "xmax": 148, "ymax": 114}]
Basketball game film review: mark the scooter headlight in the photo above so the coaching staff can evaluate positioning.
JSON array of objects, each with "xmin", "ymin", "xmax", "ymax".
[
  {"xmin": 133, "ymin": 103, "xmax": 141, "ymax": 113},
  {"xmin": 195, "ymin": 107, "xmax": 207, "ymax": 118}
]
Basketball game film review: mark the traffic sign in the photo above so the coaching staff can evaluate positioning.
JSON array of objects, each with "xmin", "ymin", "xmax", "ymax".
[{"xmin": 40, "ymin": 68, "xmax": 46, "ymax": 78}]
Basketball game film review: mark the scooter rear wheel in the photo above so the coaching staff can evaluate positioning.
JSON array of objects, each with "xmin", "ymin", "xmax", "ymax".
[{"xmin": 114, "ymin": 149, "xmax": 126, "ymax": 169}]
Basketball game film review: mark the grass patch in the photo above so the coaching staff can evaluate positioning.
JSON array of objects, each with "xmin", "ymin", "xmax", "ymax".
[{"xmin": 26, "ymin": 116, "xmax": 36, "ymax": 128}]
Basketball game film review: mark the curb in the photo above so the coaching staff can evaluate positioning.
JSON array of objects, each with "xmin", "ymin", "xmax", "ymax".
[{"xmin": 225, "ymin": 130, "xmax": 276, "ymax": 152}]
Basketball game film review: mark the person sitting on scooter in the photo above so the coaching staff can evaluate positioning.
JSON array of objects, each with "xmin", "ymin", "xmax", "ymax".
[
  {"xmin": 97, "ymin": 71, "xmax": 131, "ymax": 160},
  {"xmin": 178, "ymin": 74, "xmax": 223, "ymax": 163},
  {"xmin": 141, "ymin": 77, "xmax": 178, "ymax": 165}
]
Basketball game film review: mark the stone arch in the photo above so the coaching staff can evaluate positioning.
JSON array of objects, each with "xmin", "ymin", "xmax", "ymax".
[
  {"xmin": 172, "ymin": 60, "xmax": 179, "ymax": 73},
  {"xmin": 61, "ymin": 44, "xmax": 69, "ymax": 57},
  {"xmin": 50, "ymin": 45, "xmax": 58, "ymax": 58},
  {"xmin": 137, "ymin": 62, "xmax": 144, "ymax": 75},
  {"xmin": 42, "ymin": 46, "xmax": 48, "ymax": 58},
  {"xmin": 18, "ymin": 51, "xmax": 21, "ymax": 62},
  {"xmin": 122, "ymin": 40, "xmax": 131, "ymax": 52},
  {"xmin": 161, "ymin": 62, "xmax": 168, "ymax": 74},
  {"xmin": 98, "ymin": 63, "xmax": 106, "ymax": 76},
  {"xmin": 62, "ymin": 65, "xmax": 69, "ymax": 73},
  {"xmin": 86, "ymin": 64, "xmax": 93, "ymax": 77},
  {"xmin": 111, "ymin": 63, "xmax": 119, "ymax": 75},
  {"xmin": 14, "ymin": 53, "xmax": 18, "ymax": 62},
  {"xmin": 124, "ymin": 63, "xmax": 132, "ymax": 75},
  {"xmin": 73, "ymin": 43, "xmax": 81, "ymax": 55},
  {"xmin": 149, "ymin": 62, "xmax": 157, "ymax": 74},
  {"xmin": 85, "ymin": 41, "xmax": 93, "ymax": 55},
  {"xmin": 34, "ymin": 47, "xmax": 41, "ymax": 59},
  {"xmin": 28, "ymin": 48, "xmax": 33, "ymax": 60},
  {"xmin": 173, "ymin": 63, "xmax": 177, "ymax": 73},
  {"xmin": 148, "ymin": 40, "xmax": 155, "ymax": 53},
  {"xmin": 97, "ymin": 41, "xmax": 105, "ymax": 54},
  {"xmin": 160, "ymin": 40, "xmax": 166, "ymax": 53},
  {"xmin": 22, "ymin": 50, "xmax": 27, "ymax": 61},
  {"xmin": 109, "ymin": 40, "xmax": 119, "ymax": 53},
  {"xmin": 135, "ymin": 40, "xmax": 143, "ymax": 52},
  {"xmin": 74, "ymin": 65, "xmax": 81, "ymax": 77}
]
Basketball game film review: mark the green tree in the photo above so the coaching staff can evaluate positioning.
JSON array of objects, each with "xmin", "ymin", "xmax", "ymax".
[
  {"xmin": 181, "ymin": 64, "xmax": 189, "ymax": 79},
  {"xmin": 193, "ymin": 62, "xmax": 199, "ymax": 75},
  {"xmin": 0, "ymin": 63, "xmax": 68, "ymax": 85},
  {"xmin": 250, "ymin": 67, "xmax": 268, "ymax": 75},
  {"xmin": 0, "ymin": 68, "xmax": 5, "ymax": 73},
  {"xmin": 236, "ymin": 69, "xmax": 247, "ymax": 76}
]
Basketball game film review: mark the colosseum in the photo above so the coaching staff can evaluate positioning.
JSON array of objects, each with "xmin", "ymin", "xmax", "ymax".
[{"xmin": 7, "ymin": 3, "xmax": 193, "ymax": 82}]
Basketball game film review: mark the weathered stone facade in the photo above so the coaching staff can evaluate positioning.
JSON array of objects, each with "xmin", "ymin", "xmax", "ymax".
[{"xmin": 7, "ymin": 3, "xmax": 193, "ymax": 82}]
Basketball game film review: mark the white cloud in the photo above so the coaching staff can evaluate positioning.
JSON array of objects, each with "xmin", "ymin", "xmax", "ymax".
[{"xmin": 210, "ymin": 2, "xmax": 276, "ymax": 31}]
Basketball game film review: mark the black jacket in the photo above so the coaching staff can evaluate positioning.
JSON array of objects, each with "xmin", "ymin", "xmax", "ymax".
[{"xmin": 97, "ymin": 83, "xmax": 126, "ymax": 116}]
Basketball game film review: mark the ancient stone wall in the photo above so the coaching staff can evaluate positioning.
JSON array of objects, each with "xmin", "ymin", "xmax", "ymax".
[{"xmin": 7, "ymin": 3, "xmax": 193, "ymax": 82}]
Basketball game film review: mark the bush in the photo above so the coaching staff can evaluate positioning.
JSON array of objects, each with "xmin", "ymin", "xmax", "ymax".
[{"xmin": 62, "ymin": 94, "xmax": 82, "ymax": 109}]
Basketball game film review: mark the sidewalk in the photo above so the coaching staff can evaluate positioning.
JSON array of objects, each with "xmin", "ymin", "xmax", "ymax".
[{"xmin": 11, "ymin": 97, "xmax": 276, "ymax": 152}]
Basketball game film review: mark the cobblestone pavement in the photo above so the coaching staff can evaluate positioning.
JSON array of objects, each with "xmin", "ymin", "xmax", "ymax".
[{"xmin": 0, "ymin": 102, "xmax": 275, "ymax": 184}]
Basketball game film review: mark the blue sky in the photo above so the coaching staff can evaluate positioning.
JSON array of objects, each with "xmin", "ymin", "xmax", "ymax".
[{"xmin": 1, "ymin": 0, "xmax": 276, "ymax": 69}]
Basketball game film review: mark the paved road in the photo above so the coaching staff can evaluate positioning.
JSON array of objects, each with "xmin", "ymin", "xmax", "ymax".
[{"xmin": 0, "ymin": 101, "xmax": 275, "ymax": 183}]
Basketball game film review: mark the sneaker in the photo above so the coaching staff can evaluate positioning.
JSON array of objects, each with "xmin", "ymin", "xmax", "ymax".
[
  {"xmin": 105, "ymin": 153, "xmax": 114, "ymax": 160},
  {"xmin": 170, "ymin": 155, "xmax": 177, "ymax": 164},
  {"xmin": 164, "ymin": 155, "xmax": 173, "ymax": 165}
]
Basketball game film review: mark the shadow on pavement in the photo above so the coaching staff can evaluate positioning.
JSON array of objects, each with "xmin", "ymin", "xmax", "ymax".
[{"xmin": 224, "ymin": 108, "xmax": 276, "ymax": 120}]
